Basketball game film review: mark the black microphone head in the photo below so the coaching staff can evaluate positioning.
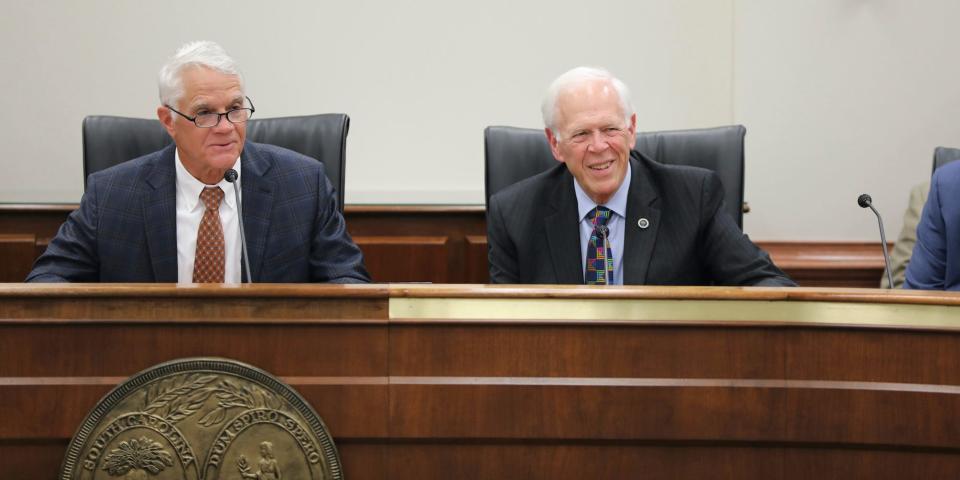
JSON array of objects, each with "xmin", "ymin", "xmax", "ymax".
[
  {"xmin": 223, "ymin": 169, "xmax": 238, "ymax": 183},
  {"xmin": 857, "ymin": 194, "xmax": 872, "ymax": 208}
]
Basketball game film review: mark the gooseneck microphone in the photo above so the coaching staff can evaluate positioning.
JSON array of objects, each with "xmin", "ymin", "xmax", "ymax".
[
  {"xmin": 597, "ymin": 224, "xmax": 612, "ymax": 284},
  {"xmin": 858, "ymin": 193, "xmax": 893, "ymax": 289},
  {"xmin": 224, "ymin": 169, "xmax": 252, "ymax": 283}
]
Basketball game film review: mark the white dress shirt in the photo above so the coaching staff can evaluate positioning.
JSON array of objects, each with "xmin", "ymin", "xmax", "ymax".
[
  {"xmin": 574, "ymin": 162, "xmax": 631, "ymax": 285},
  {"xmin": 175, "ymin": 151, "xmax": 242, "ymax": 284}
]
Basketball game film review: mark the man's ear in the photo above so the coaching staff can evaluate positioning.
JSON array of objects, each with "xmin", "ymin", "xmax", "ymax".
[
  {"xmin": 545, "ymin": 128, "xmax": 563, "ymax": 162},
  {"xmin": 627, "ymin": 113, "xmax": 637, "ymax": 137},
  {"xmin": 157, "ymin": 106, "xmax": 176, "ymax": 138}
]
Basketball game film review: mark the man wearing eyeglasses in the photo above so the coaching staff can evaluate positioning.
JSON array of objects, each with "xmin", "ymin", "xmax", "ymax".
[
  {"xmin": 487, "ymin": 67, "xmax": 793, "ymax": 286},
  {"xmin": 27, "ymin": 41, "xmax": 370, "ymax": 283}
]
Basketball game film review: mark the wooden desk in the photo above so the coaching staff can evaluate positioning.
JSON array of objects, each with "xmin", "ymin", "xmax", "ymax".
[{"xmin": 2, "ymin": 284, "xmax": 959, "ymax": 479}]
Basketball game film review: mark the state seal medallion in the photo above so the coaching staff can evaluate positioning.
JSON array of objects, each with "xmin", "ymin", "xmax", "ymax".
[{"xmin": 60, "ymin": 358, "xmax": 342, "ymax": 480}]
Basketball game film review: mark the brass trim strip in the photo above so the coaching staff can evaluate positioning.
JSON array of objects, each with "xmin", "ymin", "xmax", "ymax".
[
  {"xmin": 389, "ymin": 297, "xmax": 960, "ymax": 330},
  {"xmin": 11, "ymin": 376, "xmax": 960, "ymax": 395},
  {"xmin": 0, "ymin": 376, "xmax": 390, "ymax": 386},
  {"xmin": 387, "ymin": 376, "xmax": 960, "ymax": 394},
  {"xmin": 0, "ymin": 376, "xmax": 126, "ymax": 385},
  {"xmin": 9, "ymin": 376, "xmax": 953, "ymax": 394}
]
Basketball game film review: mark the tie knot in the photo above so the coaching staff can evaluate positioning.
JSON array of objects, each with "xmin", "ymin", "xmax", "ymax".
[
  {"xmin": 587, "ymin": 206, "xmax": 612, "ymax": 226},
  {"xmin": 199, "ymin": 186, "xmax": 224, "ymax": 210}
]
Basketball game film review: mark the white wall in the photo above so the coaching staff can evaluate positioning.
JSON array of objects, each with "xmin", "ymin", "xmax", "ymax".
[
  {"xmin": 0, "ymin": 0, "xmax": 732, "ymax": 203},
  {"xmin": 735, "ymin": 0, "xmax": 960, "ymax": 240},
  {"xmin": 1, "ymin": 1, "xmax": 957, "ymax": 241}
]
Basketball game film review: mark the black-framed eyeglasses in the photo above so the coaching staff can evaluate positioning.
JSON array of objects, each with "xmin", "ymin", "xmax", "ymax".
[{"xmin": 165, "ymin": 96, "xmax": 256, "ymax": 128}]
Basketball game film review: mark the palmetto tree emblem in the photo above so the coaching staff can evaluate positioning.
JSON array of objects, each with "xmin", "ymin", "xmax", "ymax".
[{"xmin": 101, "ymin": 436, "xmax": 173, "ymax": 479}]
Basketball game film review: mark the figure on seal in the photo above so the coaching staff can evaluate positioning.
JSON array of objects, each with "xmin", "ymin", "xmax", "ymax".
[{"xmin": 238, "ymin": 440, "xmax": 281, "ymax": 479}]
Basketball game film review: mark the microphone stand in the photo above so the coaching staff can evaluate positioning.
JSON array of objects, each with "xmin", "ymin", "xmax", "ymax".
[
  {"xmin": 858, "ymin": 194, "xmax": 893, "ymax": 289},
  {"xmin": 598, "ymin": 225, "xmax": 612, "ymax": 285},
  {"xmin": 224, "ymin": 169, "xmax": 252, "ymax": 283}
]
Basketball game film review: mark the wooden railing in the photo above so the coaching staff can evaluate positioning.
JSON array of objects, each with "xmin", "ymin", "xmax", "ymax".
[{"xmin": 0, "ymin": 204, "xmax": 887, "ymax": 287}]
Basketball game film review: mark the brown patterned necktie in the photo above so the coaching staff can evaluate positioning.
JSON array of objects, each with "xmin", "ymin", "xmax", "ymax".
[{"xmin": 193, "ymin": 186, "xmax": 225, "ymax": 283}]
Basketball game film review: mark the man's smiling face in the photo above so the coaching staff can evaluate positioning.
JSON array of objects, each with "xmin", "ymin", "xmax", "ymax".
[{"xmin": 546, "ymin": 78, "xmax": 636, "ymax": 205}]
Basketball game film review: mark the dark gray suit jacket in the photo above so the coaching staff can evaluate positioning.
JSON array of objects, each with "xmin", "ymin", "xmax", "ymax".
[
  {"xmin": 487, "ymin": 151, "xmax": 794, "ymax": 286},
  {"xmin": 27, "ymin": 141, "xmax": 370, "ymax": 283}
]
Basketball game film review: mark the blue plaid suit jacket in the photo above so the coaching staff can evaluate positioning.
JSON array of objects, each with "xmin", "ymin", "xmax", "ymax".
[{"xmin": 27, "ymin": 142, "xmax": 370, "ymax": 283}]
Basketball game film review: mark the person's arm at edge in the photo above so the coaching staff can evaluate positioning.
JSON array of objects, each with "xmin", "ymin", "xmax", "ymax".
[
  {"xmin": 308, "ymin": 167, "xmax": 370, "ymax": 284},
  {"xmin": 25, "ymin": 175, "xmax": 102, "ymax": 282},
  {"xmin": 904, "ymin": 175, "xmax": 946, "ymax": 290},
  {"xmin": 487, "ymin": 193, "xmax": 520, "ymax": 284},
  {"xmin": 698, "ymin": 171, "xmax": 796, "ymax": 287}
]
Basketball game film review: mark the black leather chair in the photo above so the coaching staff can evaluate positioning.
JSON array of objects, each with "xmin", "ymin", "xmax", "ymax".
[
  {"xmin": 484, "ymin": 125, "xmax": 746, "ymax": 228},
  {"xmin": 82, "ymin": 113, "xmax": 350, "ymax": 212},
  {"xmin": 933, "ymin": 146, "xmax": 960, "ymax": 174}
]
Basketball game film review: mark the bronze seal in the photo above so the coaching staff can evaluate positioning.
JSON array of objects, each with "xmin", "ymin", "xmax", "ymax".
[{"xmin": 60, "ymin": 358, "xmax": 342, "ymax": 479}]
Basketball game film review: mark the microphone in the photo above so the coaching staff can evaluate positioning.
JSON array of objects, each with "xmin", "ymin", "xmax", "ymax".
[
  {"xmin": 857, "ymin": 194, "xmax": 893, "ymax": 289},
  {"xmin": 224, "ymin": 169, "xmax": 252, "ymax": 283},
  {"xmin": 597, "ymin": 225, "xmax": 609, "ymax": 236},
  {"xmin": 597, "ymin": 224, "xmax": 612, "ymax": 284}
]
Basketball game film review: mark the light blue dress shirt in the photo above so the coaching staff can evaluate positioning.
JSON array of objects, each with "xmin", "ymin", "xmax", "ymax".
[{"xmin": 574, "ymin": 163, "xmax": 631, "ymax": 285}]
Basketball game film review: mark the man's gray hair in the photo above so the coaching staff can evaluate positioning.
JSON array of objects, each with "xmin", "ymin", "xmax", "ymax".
[
  {"xmin": 158, "ymin": 41, "xmax": 244, "ymax": 108},
  {"xmin": 541, "ymin": 66, "xmax": 634, "ymax": 136}
]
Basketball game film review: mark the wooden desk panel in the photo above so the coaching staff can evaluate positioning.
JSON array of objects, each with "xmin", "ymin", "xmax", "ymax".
[
  {"xmin": 389, "ymin": 324, "xmax": 785, "ymax": 378},
  {"xmin": 0, "ymin": 234, "xmax": 35, "ymax": 282},
  {"xmin": 384, "ymin": 444, "xmax": 960, "ymax": 480},
  {"xmin": 2, "ymin": 284, "xmax": 960, "ymax": 479},
  {"xmin": 0, "ymin": 284, "xmax": 391, "ymax": 479},
  {"xmin": 6, "ymin": 442, "xmax": 389, "ymax": 480},
  {"xmin": 761, "ymin": 241, "xmax": 889, "ymax": 288},
  {"xmin": 355, "ymin": 235, "xmax": 450, "ymax": 283}
]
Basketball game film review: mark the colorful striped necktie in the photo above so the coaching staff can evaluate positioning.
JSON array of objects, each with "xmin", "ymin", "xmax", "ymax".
[
  {"xmin": 585, "ymin": 206, "xmax": 613, "ymax": 285},
  {"xmin": 193, "ymin": 186, "xmax": 225, "ymax": 283}
]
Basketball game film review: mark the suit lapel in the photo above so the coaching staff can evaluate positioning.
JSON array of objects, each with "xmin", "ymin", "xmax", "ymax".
[
  {"xmin": 544, "ymin": 172, "xmax": 583, "ymax": 283},
  {"xmin": 238, "ymin": 142, "xmax": 276, "ymax": 282},
  {"xmin": 142, "ymin": 145, "xmax": 178, "ymax": 282},
  {"xmin": 623, "ymin": 153, "xmax": 661, "ymax": 285}
]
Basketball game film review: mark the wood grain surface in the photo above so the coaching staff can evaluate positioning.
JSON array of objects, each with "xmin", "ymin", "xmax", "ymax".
[{"xmin": 2, "ymin": 284, "xmax": 960, "ymax": 478}]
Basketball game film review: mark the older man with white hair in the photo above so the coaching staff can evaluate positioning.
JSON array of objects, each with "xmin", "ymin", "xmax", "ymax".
[
  {"xmin": 28, "ymin": 41, "xmax": 369, "ymax": 283},
  {"xmin": 487, "ymin": 67, "xmax": 793, "ymax": 286}
]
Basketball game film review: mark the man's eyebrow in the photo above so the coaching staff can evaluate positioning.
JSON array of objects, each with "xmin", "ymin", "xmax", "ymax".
[
  {"xmin": 189, "ymin": 102, "xmax": 211, "ymax": 112},
  {"xmin": 188, "ymin": 96, "xmax": 244, "ymax": 112}
]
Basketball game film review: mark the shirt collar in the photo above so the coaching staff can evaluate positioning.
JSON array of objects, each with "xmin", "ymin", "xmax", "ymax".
[
  {"xmin": 574, "ymin": 161, "xmax": 632, "ymax": 221},
  {"xmin": 175, "ymin": 149, "xmax": 241, "ymax": 211}
]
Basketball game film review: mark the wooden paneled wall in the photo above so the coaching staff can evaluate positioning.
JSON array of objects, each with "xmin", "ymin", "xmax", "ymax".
[{"xmin": 0, "ymin": 205, "xmax": 887, "ymax": 287}]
